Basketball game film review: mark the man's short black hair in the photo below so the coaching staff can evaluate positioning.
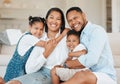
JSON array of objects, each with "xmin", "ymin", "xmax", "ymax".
[{"xmin": 66, "ymin": 7, "xmax": 83, "ymax": 16}]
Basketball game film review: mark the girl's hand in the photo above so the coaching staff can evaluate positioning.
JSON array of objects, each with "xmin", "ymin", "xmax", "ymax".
[
  {"xmin": 62, "ymin": 28, "xmax": 70, "ymax": 36},
  {"xmin": 56, "ymin": 28, "xmax": 70, "ymax": 43}
]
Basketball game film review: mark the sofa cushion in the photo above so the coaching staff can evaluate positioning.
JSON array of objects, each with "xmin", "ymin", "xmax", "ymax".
[
  {"xmin": 0, "ymin": 29, "xmax": 22, "ymax": 45},
  {"xmin": 0, "ymin": 54, "xmax": 12, "ymax": 66},
  {"xmin": 0, "ymin": 44, "xmax": 2, "ymax": 53},
  {"xmin": 108, "ymin": 33, "xmax": 120, "ymax": 55},
  {"xmin": 0, "ymin": 66, "xmax": 6, "ymax": 77},
  {"xmin": 116, "ymin": 68, "xmax": 120, "ymax": 84},
  {"xmin": 1, "ymin": 45, "xmax": 15, "ymax": 55},
  {"xmin": 113, "ymin": 55, "xmax": 120, "ymax": 68}
]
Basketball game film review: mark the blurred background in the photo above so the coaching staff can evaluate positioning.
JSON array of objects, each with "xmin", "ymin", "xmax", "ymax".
[
  {"xmin": 0, "ymin": 1, "xmax": 120, "ymax": 83},
  {"xmin": 0, "ymin": 0, "xmax": 120, "ymax": 33}
]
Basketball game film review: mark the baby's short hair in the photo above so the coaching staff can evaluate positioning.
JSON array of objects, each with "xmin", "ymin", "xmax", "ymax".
[{"xmin": 67, "ymin": 30, "xmax": 80, "ymax": 39}]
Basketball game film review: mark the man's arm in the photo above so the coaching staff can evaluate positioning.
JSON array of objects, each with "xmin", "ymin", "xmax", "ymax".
[
  {"xmin": 66, "ymin": 28, "xmax": 107, "ymax": 69},
  {"xmin": 65, "ymin": 59, "xmax": 85, "ymax": 69}
]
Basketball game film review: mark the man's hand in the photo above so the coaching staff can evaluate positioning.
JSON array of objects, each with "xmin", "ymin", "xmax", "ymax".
[
  {"xmin": 54, "ymin": 65, "xmax": 63, "ymax": 68},
  {"xmin": 65, "ymin": 59, "xmax": 85, "ymax": 69}
]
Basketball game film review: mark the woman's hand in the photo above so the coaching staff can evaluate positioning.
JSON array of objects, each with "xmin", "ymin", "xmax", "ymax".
[
  {"xmin": 43, "ymin": 39, "xmax": 57, "ymax": 58},
  {"xmin": 35, "ymin": 40, "xmax": 46, "ymax": 47}
]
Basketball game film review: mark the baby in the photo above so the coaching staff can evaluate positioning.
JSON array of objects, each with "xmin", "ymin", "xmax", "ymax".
[{"xmin": 51, "ymin": 30, "xmax": 87, "ymax": 84}]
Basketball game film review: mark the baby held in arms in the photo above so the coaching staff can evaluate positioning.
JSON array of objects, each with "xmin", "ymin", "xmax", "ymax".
[{"xmin": 51, "ymin": 30, "xmax": 87, "ymax": 84}]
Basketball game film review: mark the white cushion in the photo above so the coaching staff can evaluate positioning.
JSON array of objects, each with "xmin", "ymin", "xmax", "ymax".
[{"xmin": 0, "ymin": 29, "xmax": 22, "ymax": 45}]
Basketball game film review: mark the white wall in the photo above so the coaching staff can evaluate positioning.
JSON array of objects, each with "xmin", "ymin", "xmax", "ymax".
[
  {"xmin": 1, "ymin": 0, "xmax": 119, "ymax": 32},
  {"xmin": 65, "ymin": 0, "xmax": 105, "ymax": 27},
  {"xmin": 0, "ymin": 0, "xmax": 66, "ymax": 32},
  {"xmin": 112, "ymin": 0, "xmax": 120, "ymax": 32}
]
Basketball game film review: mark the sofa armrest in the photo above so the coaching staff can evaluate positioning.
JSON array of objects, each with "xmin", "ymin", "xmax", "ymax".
[{"xmin": 0, "ymin": 44, "xmax": 2, "ymax": 53}]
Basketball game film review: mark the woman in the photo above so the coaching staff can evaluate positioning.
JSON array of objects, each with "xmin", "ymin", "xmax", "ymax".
[{"xmin": 10, "ymin": 7, "xmax": 69, "ymax": 84}]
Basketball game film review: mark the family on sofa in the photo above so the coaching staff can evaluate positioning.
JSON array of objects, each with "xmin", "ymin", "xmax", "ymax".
[{"xmin": 0, "ymin": 6, "xmax": 117, "ymax": 84}]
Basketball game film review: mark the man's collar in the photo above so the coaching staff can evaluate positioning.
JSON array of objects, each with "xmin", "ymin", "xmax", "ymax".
[{"xmin": 81, "ymin": 21, "xmax": 93, "ymax": 35}]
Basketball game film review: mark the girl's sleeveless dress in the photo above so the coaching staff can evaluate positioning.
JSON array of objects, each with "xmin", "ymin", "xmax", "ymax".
[{"xmin": 4, "ymin": 33, "xmax": 34, "ymax": 82}]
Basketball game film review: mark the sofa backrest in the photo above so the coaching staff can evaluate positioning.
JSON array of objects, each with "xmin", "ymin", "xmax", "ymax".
[
  {"xmin": 107, "ymin": 33, "xmax": 120, "ymax": 55},
  {"xmin": 107, "ymin": 33, "xmax": 120, "ymax": 72},
  {"xmin": 0, "ymin": 45, "xmax": 16, "ymax": 55}
]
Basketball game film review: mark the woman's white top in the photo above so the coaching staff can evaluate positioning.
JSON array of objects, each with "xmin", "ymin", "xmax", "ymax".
[{"xmin": 25, "ymin": 32, "xmax": 68, "ymax": 74}]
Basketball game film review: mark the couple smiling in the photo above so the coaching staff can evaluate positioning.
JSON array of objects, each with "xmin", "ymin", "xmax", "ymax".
[{"xmin": 8, "ymin": 7, "xmax": 117, "ymax": 84}]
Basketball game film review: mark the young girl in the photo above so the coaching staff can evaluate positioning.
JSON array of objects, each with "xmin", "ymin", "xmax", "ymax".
[
  {"xmin": 4, "ymin": 15, "xmax": 69, "ymax": 82},
  {"xmin": 3, "ymin": 16, "xmax": 46, "ymax": 82},
  {"xmin": 51, "ymin": 30, "xmax": 87, "ymax": 84}
]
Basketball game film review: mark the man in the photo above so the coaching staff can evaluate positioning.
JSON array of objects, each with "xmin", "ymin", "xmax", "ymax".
[{"xmin": 62, "ymin": 7, "xmax": 117, "ymax": 84}]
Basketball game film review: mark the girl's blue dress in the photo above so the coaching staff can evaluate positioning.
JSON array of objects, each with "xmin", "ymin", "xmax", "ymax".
[{"xmin": 4, "ymin": 33, "xmax": 34, "ymax": 82}]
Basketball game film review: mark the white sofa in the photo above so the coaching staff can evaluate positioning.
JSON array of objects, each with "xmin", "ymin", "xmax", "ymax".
[
  {"xmin": 0, "ymin": 44, "xmax": 16, "ymax": 77},
  {"xmin": 0, "ymin": 33, "xmax": 120, "ymax": 83},
  {"xmin": 0, "ymin": 29, "xmax": 22, "ymax": 78},
  {"xmin": 107, "ymin": 33, "xmax": 120, "ymax": 84}
]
